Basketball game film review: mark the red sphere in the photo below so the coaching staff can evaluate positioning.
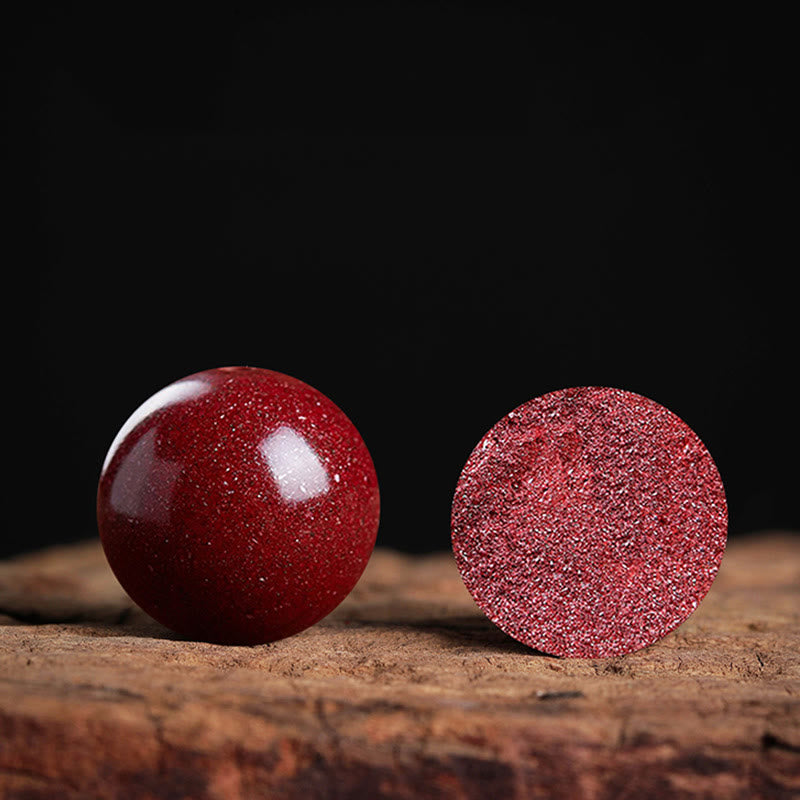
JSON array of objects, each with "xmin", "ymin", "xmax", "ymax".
[
  {"xmin": 97, "ymin": 367, "xmax": 379, "ymax": 644},
  {"xmin": 451, "ymin": 387, "xmax": 727, "ymax": 658}
]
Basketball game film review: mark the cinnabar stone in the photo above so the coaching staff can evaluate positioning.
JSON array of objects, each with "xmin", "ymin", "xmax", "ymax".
[
  {"xmin": 97, "ymin": 366, "xmax": 379, "ymax": 644},
  {"xmin": 451, "ymin": 387, "xmax": 727, "ymax": 658}
]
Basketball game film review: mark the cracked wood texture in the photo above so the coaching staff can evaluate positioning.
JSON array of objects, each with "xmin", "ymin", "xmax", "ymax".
[{"xmin": 0, "ymin": 534, "xmax": 798, "ymax": 800}]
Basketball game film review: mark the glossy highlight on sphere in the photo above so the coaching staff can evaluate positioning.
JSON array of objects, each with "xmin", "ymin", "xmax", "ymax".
[
  {"xmin": 451, "ymin": 387, "xmax": 727, "ymax": 658},
  {"xmin": 97, "ymin": 367, "xmax": 380, "ymax": 644}
]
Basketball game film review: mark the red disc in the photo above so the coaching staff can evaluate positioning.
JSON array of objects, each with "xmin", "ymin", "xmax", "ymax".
[{"xmin": 451, "ymin": 387, "xmax": 727, "ymax": 658}]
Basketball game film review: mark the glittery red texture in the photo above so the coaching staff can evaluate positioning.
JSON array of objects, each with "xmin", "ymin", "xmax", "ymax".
[
  {"xmin": 451, "ymin": 387, "xmax": 727, "ymax": 658},
  {"xmin": 97, "ymin": 367, "xmax": 379, "ymax": 644}
]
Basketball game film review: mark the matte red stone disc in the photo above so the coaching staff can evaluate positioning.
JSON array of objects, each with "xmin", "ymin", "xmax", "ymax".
[{"xmin": 451, "ymin": 387, "xmax": 727, "ymax": 658}]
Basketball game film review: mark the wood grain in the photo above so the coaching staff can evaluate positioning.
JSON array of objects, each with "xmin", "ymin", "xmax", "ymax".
[{"xmin": 1, "ymin": 534, "xmax": 798, "ymax": 799}]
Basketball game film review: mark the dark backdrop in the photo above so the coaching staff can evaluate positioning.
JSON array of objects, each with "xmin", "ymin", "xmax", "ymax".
[{"xmin": 9, "ymin": 6, "xmax": 796, "ymax": 558}]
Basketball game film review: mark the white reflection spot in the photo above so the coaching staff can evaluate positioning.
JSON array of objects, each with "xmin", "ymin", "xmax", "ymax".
[
  {"xmin": 260, "ymin": 426, "xmax": 330, "ymax": 502},
  {"xmin": 103, "ymin": 379, "xmax": 210, "ymax": 472},
  {"xmin": 109, "ymin": 428, "xmax": 182, "ymax": 524}
]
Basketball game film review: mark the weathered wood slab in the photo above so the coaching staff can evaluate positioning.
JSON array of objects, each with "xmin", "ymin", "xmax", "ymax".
[{"xmin": 0, "ymin": 534, "xmax": 798, "ymax": 799}]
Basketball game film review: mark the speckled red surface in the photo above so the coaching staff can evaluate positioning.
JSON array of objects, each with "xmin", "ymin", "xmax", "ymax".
[
  {"xmin": 451, "ymin": 387, "xmax": 727, "ymax": 658},
  {"xmin": 97, "ymin": 367, "xmax": 379, "ymax": 644}
]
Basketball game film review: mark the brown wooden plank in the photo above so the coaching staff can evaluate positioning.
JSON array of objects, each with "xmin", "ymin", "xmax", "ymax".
[{"xmin": 1, "ymin": 534, "xmax": 798, "ymax": 799}]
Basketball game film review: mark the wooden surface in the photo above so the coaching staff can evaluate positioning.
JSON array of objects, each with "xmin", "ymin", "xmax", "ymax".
[{"xmin": 0, "ymin": 534, "xmax": 798, "ymax": 799}]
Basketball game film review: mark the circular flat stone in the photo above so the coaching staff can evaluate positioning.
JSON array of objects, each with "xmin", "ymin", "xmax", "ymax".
[{"xmin": 451, "ymin": 387, "xmax": 727, "ymax": 658}]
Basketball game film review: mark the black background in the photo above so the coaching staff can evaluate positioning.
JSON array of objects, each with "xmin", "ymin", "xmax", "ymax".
[{"xmin": 8, "ymin": 6, "xmax": 797, "ymax": 558}]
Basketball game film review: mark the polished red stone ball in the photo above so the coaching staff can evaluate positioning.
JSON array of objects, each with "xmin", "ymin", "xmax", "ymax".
[
  {"xmin": 451, "ymin": 387, "xmax": 727, "ymax": 658},
  {"xmin": 97, "ymin": 366, "xmax": 380, "ymax": 644}
]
